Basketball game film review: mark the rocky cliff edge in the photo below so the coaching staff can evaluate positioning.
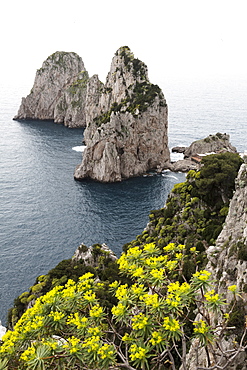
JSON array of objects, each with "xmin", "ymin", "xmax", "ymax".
[{"xmin": 185, "ymin": 160, "xmax": 247, "ymax": 370}]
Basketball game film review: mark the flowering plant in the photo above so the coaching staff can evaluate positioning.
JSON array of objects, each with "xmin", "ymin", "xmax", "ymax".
[{"xmin": 0, "ymin": 244, "xmax": 245, "ymax": 370}]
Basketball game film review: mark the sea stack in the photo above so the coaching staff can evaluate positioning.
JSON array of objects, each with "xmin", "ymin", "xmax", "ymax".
[
  {"xmin": 74, "ymin": 46, "xmax": 170, "ymax": 182},
  {"xmin": 14, "ymin": 51, "xmax": 89, "ymax": 128}
]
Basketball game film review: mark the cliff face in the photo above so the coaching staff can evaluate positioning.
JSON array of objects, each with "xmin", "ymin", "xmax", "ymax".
[
  {"xmin": 14, "ymin": 52, "xmax": 88, "ymax": 127},
  {"xmin": 74, "ymin": 46, "xmax": 170, "ymax": 182},
  {"xmin": 186, "ymin": 161, "xmax": 247, "ymax": 370},
  {"xmin": 207, "ymin": 161, "xmax": 247, "ymax": 297}
]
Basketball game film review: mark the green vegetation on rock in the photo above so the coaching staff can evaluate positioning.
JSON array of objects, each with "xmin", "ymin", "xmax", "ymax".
[
  {"xmin": 123, "ymin": 152, "xmax": 243, "ymax": 277},
  {"xmin": 92, "ymin": 46, "xmax": 166, "ymax": 127},
  {"xmin": 7, "ymin": 245, "xmax": 127, "ymax": 329}
]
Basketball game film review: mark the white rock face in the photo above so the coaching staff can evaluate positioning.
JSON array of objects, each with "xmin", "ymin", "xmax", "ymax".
[
  {"xmin": 14, "ymin": 52, "xmax": 88, "ymax": 127},
  {"xmin": 0, "ymin": 321, "xmax": 6, "ymax": 340},
  {"xmin": 54, "ymin": 70, "xmax": 89, "ymax": 127},
  {"xmin": 185, "ymin": 162, "xmax": 247, "ymax": 370},
  {"xmin": 208, "ymin": 163, "xmax": 247, "ymax": 296},
  {"xmin": 73, "ymin": 243, "xmax": 117, "ymax": 267},
  {"xmin": 74, "ymin": 46, "xmax": 170, "ymax": 182}
]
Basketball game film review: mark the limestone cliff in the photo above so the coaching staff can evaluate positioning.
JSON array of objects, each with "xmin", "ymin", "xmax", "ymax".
[
  {"xmin": 74, "ymin": 46, "xmax": 170, "ymax": 182},
  {"xmin": 207, "ymin": 160, "xmax": 247, "ymax": 298},
  {"xmin": 14, "ymin": 51, "xmax": 89, "ymax": 127},
  {"xmin": 185, "ymin": 160, "xmax": 247, "ymax": 370},
  {"xmin": 73, "ymin": 243, "xmax": 117, "ymax": 267}
]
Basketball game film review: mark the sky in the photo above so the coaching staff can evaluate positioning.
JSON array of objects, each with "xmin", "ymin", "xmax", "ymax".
[{"xmin": 1, "ymin": 0, "xmax": 247, "ymax": 92}]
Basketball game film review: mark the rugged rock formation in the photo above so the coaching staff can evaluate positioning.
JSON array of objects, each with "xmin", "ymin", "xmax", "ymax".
[
  {"xmin": 74, "ymin": 46, "xmax": 170, "ymax": 182},
  {"xmin": 170, "ymin": 158, "xmax": 199, "ymax": 172},
  {"xmin": 207, "ymin": 160, "xmax": 247, "ymax": 298},
  {"xmin": 14, "ymin": 51, "xmax": 89, "ymax": 127},
  {"xmin": 73, "ymin": 242, "xmax": 117, "ymax": 267},
  {"xmin": 185, "ymin": 160, "xmax": 247, "ymax": 370},
  {"xmin": 171, "ymin": 133, "xmax": 237, "ymax": 172},
  {"xmin": 184, "ymin": 133, "xmax": 237, "ymax": 158}
]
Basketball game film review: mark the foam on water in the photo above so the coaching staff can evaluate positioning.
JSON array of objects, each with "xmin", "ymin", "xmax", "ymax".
[{"xmin": 72, "ymin": 145, "xmax": 86, "ymax": 152}]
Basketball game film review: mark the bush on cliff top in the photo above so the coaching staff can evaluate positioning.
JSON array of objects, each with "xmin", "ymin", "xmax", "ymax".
[{"xmin": 123, "ymin": 153, "xmax": 243, "ymax": 274}]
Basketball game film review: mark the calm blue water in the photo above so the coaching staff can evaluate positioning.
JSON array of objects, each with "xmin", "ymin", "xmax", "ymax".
[{"xmin": 1, "ymin": 76, "xmax": 247, "ymax": 324}]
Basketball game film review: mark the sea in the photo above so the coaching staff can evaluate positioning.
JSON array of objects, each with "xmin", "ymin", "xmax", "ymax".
[{"xmin": 0, "ymin": 75, "xmax": 247, "ymax": 325}]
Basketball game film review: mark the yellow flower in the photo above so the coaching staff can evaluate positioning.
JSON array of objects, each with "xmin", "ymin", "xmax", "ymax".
[
  {"xmin": 88, "ymin": 327, "xmax": 101, "ymax": 336},
  {"xmin": 145, "ymin": 255, "xmax": 167, "ymax": 268},
  {"xmin": 167, "ymin": 281, "xmax": 190, "ymax": 296},
  {"xmin": 115, "ymin": 284, "xmax": 128, "ymax": 300},
  {"xmin": 122, "ymin": 333, "xmax": 132, "ymax": 342},
  {"xmin": 62, "ymin": 285, "xmax": 76, "ymax": 298},
  {"xmin": 193, "ymin": 320, "xmax": 210, "ymax": 334},
  {"xmin": 163, "ymin": 243, "xmax": 176, "ymax": 252},
  {"xmin": 228, "ymin": 285, "xmax": 237, "ymax": 293},
  {"xmin": 150, "ymin": 331, "xmax": 163, "ymax": 345},
  {"xmin": 63, "ymin": 336, "xmax": 80, "ymax": 354},
  {"xmin": 166, "ymin": 294, "xmax": 181, "ymax": 308},
  {"xmin": 150, "ymin": 269, "xmax": 164, "ymax": 280},
  {"xmin": 132, "ymin": 267, "xmax": 145, "ymax": 278},
  {"xmin": 131, "ymin": 283, "xmax": 146, "ymax": 296},
  {"xmin": 143, "ymin": 243, "xmax": 157, "ymax": 254},
  {"xmin": 127, "ymin": 246, "xmax": 142, "ymax": 258},
  {"xmin": 109, "ymin": 281, "xmax": 118, "ymax": 289},
  {"xmin": 163, "ymin": 317, "xmax": 180, "ymax": 332},
  {"xmin": 143, "ymin": 293, "xmax": 160, "ymax": 308},
  {"xmin": 111, "ymin": 303, "xmax": 126, "ymax": 317},
  {"xmin": 79, "ymin": 272, "xmax": 94, "ymax": 280},
  {"xmin": 67, "ymin": 313, "xmax": 88, "ymax": 329},
  {"xmin": 193, "ymin": 270, "xmax": 211, "ymax": 281},
  {"xmin": 30, "ymin": 315, "xmax": 44, "ymax": 330},
  {"xmin": 89, "ymin": 304, "xmax": 104, "ymax": 318},
  {"xmin": 83, "ymin": 290, "xmax": 96, "ymax": 302},
  {"xmin": 42, "ymin": 338, "xmax": 58, "ymax": 350},
  {"xmin": 48, "ymin": 311, "xmax": 65, "ymax": 322},
  {"xmin": 166, "ymin": 260, "xmax": 178, "ymax": 271},
  {"xmin": 117, "ymin": 254, "xmax": 129, "ymax": 270},
  {"xmin": 190, "ymin": 247, "xmax": 197, "ymax": 252},
  {"xmin": 129, "ymin": 344, "xmax": 148, "ymax": 361},
  {"xmin": 20, "ymin": 346, "xmax": 36, "ymax": 362},
  {"xmin": 132, "ymin": 313, "xmax": 149, "ymax": 330},
  {"xmin": 167, "ymin": 281, "xmax": 180, "ymax": 292},
  {"xmin": 97, "ymin": 343, "xmax": 114, "ymax": 359},
  {"xmin": 82, "ymin": 335, "xmax": 100, "ymax": 353},
  {"xmin": 204, "ymin": 289, "xmax": 220, "ymax": 303}
]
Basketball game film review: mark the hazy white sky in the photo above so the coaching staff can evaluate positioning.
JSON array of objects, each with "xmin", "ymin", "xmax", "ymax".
[{"xmin": 1, "ymin": 0, "xmax": 247, "ymax": 89}]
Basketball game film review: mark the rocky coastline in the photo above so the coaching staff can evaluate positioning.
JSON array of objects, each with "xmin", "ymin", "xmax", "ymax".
[{"xmin": 169, "ymin": 132, "xmax": 237, "ymax": 172}]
